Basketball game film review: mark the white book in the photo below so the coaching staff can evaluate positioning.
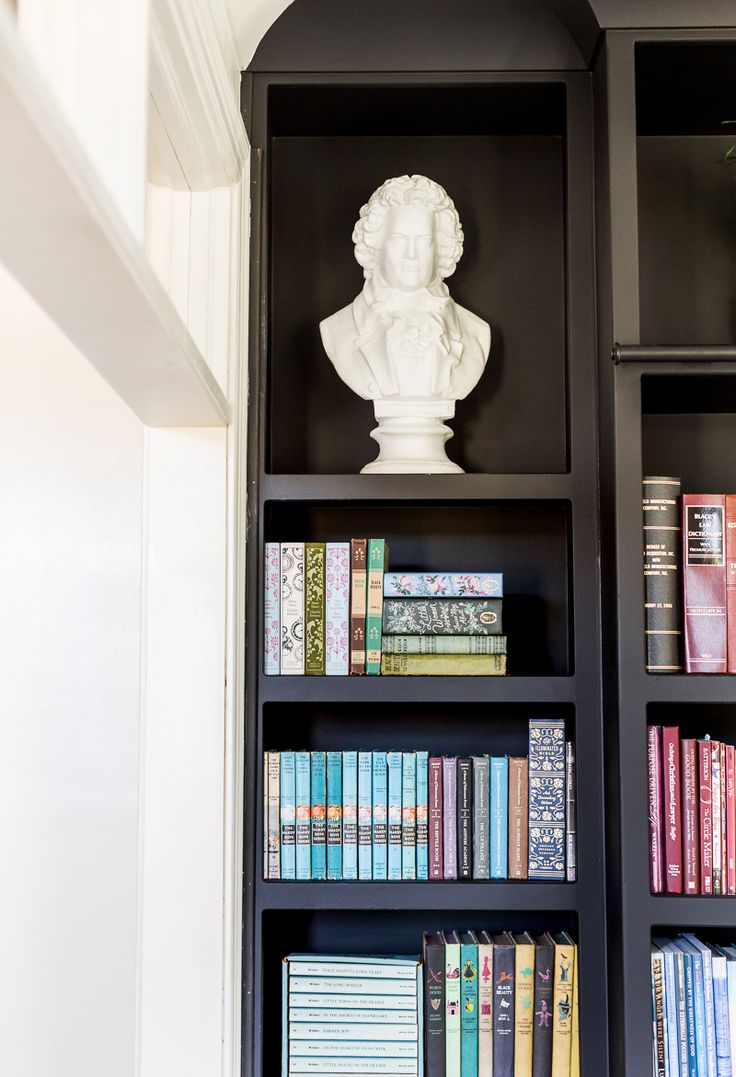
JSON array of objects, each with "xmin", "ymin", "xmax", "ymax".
[
  {"xmin": 289, "ymin": 976, "xmax": 416, "ymax": 997},
  {"xmin": 290, "ymin": 1041, "xmax": 418, "ymax": 1058},
  {"xmin": 290, "ymin": 1008, "xmax": 417, "ymax": 1024},
  {"xmin": 290, "ymin": 1023, "xmax": 417, "ymax": 1041},
  {"xmin": 264, "ymin": 542, "xmax": 280, "ymax": 674},
  {"xmin": 280, "ymin": 542, "xmax": 304, "ymax": 674},
  {"xmin": 288, "ymin": 959, "xmax": 417, "ymax": 979},
  {"xmin": 289, "ymin": 993, "xmax": 417, "ymax": 1012},
  {"xmin": 289, "ymin": 1060, "xmax": 418, "ymax": 1074},
  {"xmin": 325, "ymin": 542, "xmax": 350, "ymax": 675}
]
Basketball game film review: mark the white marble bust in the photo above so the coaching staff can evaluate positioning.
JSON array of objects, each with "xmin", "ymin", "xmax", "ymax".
[{"xmin": 320, "ymin": 174, "xmax": 491, "ymax": 473}]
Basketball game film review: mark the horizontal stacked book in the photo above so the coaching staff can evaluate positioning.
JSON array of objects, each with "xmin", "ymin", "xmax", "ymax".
[
  {"xmin": 648, "ymin": 725, "xmax": 736, "ymax": 896},
  {"xmin": 424, "ymin": 927, "xmax": 580, "ymax": 1077},
  {"xmin": 265, "ymin": 541, "xmax": 507, "ymax": 676},
  {"xmin": 282, "ymin": 953, "xmax": 422, "ymax": 1075},
  {"xmin": 651, "ymin": 932, "xmax": 736, "ymax": 1077},
  {"xmin": 264, "ymin": 720, "xmax": 576, "ymax": 883}
]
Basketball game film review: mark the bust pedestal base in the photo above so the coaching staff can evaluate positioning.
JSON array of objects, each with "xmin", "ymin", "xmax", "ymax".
[{"xmin": 361, "ymin": 399, "xmax": 463, "ymax": 474}]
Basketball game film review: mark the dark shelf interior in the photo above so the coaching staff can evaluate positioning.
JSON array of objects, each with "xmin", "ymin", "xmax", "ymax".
[{"xmin": 646, "ymin": 702, "xmax": 736, "ymax": 742}]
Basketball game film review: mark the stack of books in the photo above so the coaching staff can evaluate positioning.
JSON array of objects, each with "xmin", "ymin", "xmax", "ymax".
[
  {"xmin": 282, "ymin": 953, "xmax": 422, "ymax": 1076},
  {"xmin": 423, "ymin": 928, "xmax": 579, "ymax": 1077},
  {"xmin": 264, "ymin": 720, "xmax": 576, "ymax": 883},
  {"xmin": 648, "ymin": 725, "xmax": 736, "ymax": 896},
  {"xmin": 651, "ymin": 932, "xmax": 736, "ymax": 1076}
]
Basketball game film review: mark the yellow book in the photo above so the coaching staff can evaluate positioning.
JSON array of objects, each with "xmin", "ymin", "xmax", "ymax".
[
  {"xmin": 513, "ymin": 932, "xmax": 535, "ymax": 1076},
  {"xmin": 570, "ymin": 941, "xmax": 580, "ymax": 1076},
  {"xmin": 551, "ymin": 932, "xmax": 575, "ymax": 1077}
]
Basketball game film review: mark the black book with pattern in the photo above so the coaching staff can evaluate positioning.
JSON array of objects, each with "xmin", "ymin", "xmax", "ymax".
[{"xmin": 642, "ymin": 476, "xmax": 682, "ymax": 672}]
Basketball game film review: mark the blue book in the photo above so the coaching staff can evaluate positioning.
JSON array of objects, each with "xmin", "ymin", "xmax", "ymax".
[
  {"xmin": 528, "ymin": 718, "xmax": 566, "ymax": 880},
  {"xmin": 459, "ymin": 932, "xmax": 479, "ymax": 1077},
  {"xmin": 387, "ymin": 751, "xmax": 403, "ymax": 881},
  {"xmin": 489, "ymin": 756, "xmax": 508, "ymax": 879},
  {"xmin": 342, "ymin": 751, "xmax": 358, "ymax": 881},
  {"xmin": 680, "ymin": 950, "xmax": 698, "ymax": 1077},
  {"xmin": 416, "ymin": 750, "xmax": 429, "ymax": 881},
  {"xmin": 358, "ymin": 751, "xmax": 372, "ymax": 880},
  {"xmin": 310, "ymin": 751, "xmax": 326, "ymax": 880},
  {"xmin": 372, "ymin": 751, "xmax": 388, "ymax": 880},
  {"xmin": 279, "ymin": 751, "xmax": 296, "ymax": 881},
  {"xmin": 682, "ymin": 934, "xmax": 718, "ymax": 1076},
  {"xmin": 662, "ymin": 940, "xmax": 696, "ymax": 1077},
  {"xmin": 676, "ymin": 937, "xmax": 708, "ymax": 1076},
  {"xmin": 326, "ymin": 750, "xmax": 342, "ymax": 880},
  {"xmin": 707, "ymin": 944, "xmax": 732, "ymax": 1077},
  {"xmin": 402, "ymin": 751, "xmax": 417, "ymax": 880},
  {"xmin": 294, "ymin": 751, "xmax": 311, "ymax": 881},
  {"xmin": 653, "ymin": 939, "xmax": 680, "ymax": 1077},
  {"xmin": 715, "ymin": 945, "xmax": 736, "ymax": 1070}
]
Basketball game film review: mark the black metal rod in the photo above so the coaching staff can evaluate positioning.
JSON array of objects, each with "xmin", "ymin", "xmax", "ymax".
[{"xmin": 613, "ymin": 343, "xmax": 736, "ymax": 363}]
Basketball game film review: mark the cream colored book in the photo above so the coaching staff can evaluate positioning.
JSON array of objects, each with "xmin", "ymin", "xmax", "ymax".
[
  {"xmin": 551, "ymin": 932, "xmax": 576, "ymax": 1077},
  {"xmin": 513, "ymin": 932, "xmax": 535, "ymax": 1076}
]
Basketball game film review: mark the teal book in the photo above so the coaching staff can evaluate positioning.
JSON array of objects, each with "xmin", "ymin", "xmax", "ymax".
[
  {"xmin": 295, "ymin": 751, "xmax": 311, "ymax": 881},
  {"xmin": 342, "ymin": 751, "xmax": 358, "ymax": 881},
  {"xmin": 402, "ymin": 751, "xmax": 417, "ymax": 880},
  {"xmin": 388, "ymin": 751, "xmax": 403, "ymax": 880},
  {"xmin": 372, "ymin": 751, "xmax": 388, "ymax": 880},
  {"xmin": 444, "ymin": 930, "xmax": 462, "ymax": 1077},
  {"xmin": 326, "ymin": 750, "xmax": 342, "ymax": 880},
  {"xmin": 358, "ymin": 751, "xmax": 373, "ymax": 880},
  {"xmin": 416, "ymin": 750, "xmax": 429, "ymax": 881},
  {"xmin": 490, "ymin": 755, "xmax": 509, "ymax": 879},
  {"xmin": 459, "ymin": 932, "xmax": 479, "ymax": 1077},
  {"xmin": 310, "ymin": 751, "xmax": 326, "ymax": 880},
  {"xmin": 366, "ymin": 538, "xmax": 388, "ymax": 675},
  {"xmin": 280, "ymin": 750, "xmax": 296, "ymax": 881}
]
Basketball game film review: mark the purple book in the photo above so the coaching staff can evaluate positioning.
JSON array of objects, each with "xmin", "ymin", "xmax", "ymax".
[
  {"xmin": 429, "ymin": 756, "xmax": 443, "ymax": 880},
  {"xmin": 443, "ymin": 756, "xmax": 458, "ymax": 880}
]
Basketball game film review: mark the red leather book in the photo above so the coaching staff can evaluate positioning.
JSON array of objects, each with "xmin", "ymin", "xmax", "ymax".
[
  {"xmin": 699, "ymin": 739, "xmax": 713, "ymax": 894},
  {"xmin": 428, "ymin": 756, "xmax": 443, "ymax": 880},
  {"xmin": 680, "ymin": 738, "xmax": 700, "ymax": 894},
  {"xmin": 682, "ymin": 494, "xmax": 727, "ymax": 672},
  {"xmin": 663, "ymin": 726, "xmax": 683, "ymax": 893},
  {"xmin": 728, "ymin": 495, "xmax": 736, "ymax": 673},
  {"xmin": 728, "ymin": 744, "xmax": 736, "ymax": 895},
  {"xmin": 647, "ymin": 725, "xmax": 665, "ymax": 893}
]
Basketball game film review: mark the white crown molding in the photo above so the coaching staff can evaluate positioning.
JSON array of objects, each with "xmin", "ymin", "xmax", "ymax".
[{"xmin": 149, "ymin": 0, "xmax": 247, "ymax": 191}]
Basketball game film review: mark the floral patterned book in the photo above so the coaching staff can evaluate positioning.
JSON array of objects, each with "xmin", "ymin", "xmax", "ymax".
[
  {"xmin": 383, "ymin": 572, "xmax": 503, "ymax": 598},
  {"xmin": 382, "ymin": 598, "xmax": 502, "ymax": 636},
  {"xmin": 325, "ymin": 543, "xmax": 350, "ymax": 675}
]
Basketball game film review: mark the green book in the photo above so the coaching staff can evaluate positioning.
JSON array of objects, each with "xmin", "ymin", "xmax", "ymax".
[
  {"xmin": 444, "ymin": 930, "xmax": 462, "ymax": 1077},
  {"xmin": 380, "ymin": 653, "xmax": 507, "ymax": 676},
  {"xmin": 365, "ymin": 538, "xmax": 388, "ymax": 675},
  {"xmin": 304, "ymin": 542, "xmax": 325, "ymax": 675},
  {"xmin": 383, "ymin": 634, "xmax": 507, "ymax": 655}
]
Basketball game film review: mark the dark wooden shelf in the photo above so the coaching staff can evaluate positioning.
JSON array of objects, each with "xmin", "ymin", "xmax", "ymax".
[
  {"xmin": 635, "ymin": 674, "xmax": 736, "ymax": 705},
  {"xmin": 647, "ymin": 894, "xmax": 736, "ymax": 928},
  {"xmin": 261, "ymin": 473, "xmax": 573, "ymax": 502},
  {"xmin": 257, "ymin": 880, "xmax": 578, "ymax": 911},
  {"xmin": 259, "ymin": 674, "xmax": 575, "ymax": 704}
]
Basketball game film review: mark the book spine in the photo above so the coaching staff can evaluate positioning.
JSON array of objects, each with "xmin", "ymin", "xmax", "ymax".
[
  {"xmin": 658, "ymin": 946, "xmax": 679, "ymax": 1077},
  {"xmin": 310, "ymin": 751, "xmax": 327, "ymax": 880},
  {"xmin": 326, "ymin": 750, "xmax": 343, "ymax": 880},
  {"xmin": 531, "ymin": 940, "xmax": 554, "ymax": 1077},
  {"xmin": 382, "ymin": 598, "xmax": 503, "ymax": 636},
  {"xmin": 565, "ymin": 742, "xmax": 577, "ymax": 883},
  {"xmin": 492, "ymin": 939, "xmax": 515, "ymax": 1076},
  {"xmin": 514, "ymin": 940, "xmax": 535, "ymax": 1077},
  {"xmin": 280, "ymin": 750, "xmax": 296, "ymax": 880},
  {"xmin": 268, "ymin": 751, "xmax": 280, "ymax": 879},
  {"xmin": 672, "ymin": 949, "xmax": 694, "ymax": 1077},
  {"xmin": 401, "ymin": 751, "xmax": 417, "ymax": 881},
  {"xmin": 682, "ymin": 494, "xmax": 727, "ymax": 672},
  {"xmin": 295, "ymin": 751, "xmax": 311, "ymax": 881},
  {"xmin": 528, "ymin": 718, "xmax": 566, "ymax": 881},
  {"xmin": 443, "ymin": 757, "xmax": 458, "ymax": 880},
  {"xmin": 713, "ymin": 740, "xmax": 723, "ymax": 895},
  {"xmin": 689, "ymin": 950, "xmax": 708, "ymax": 1076},
  {"xmin": 415, "ymin": 751, "xmax": 429, "ymax": 881},
  {"xmin": 342, "ymin": 751, "xmax": 358, "ymax": 881},
  {"xmin": 663, "ymin": 725, "xmax": 683, "ymax": 894},
  {"xmin": 551, "ymin": 940, "xmax": 575, "ymax": 1077},
  {"xmin": 445, "ymin": 935, "xmax": 461, "ymax": 1077},
  {"xmin": 728, "ymin": 495, "xmax": 736, "ymax": 673},
  {"xmin": 263, "ymin": 754, "xmax": 268, "ymax": 880},
  {"xmin": 680, "ymin": 952, "xmax": 697, "ymax": 1077},
  {"xmin": 429, "ymin": 757, "xmax": 443, "ymax": 880},
  {"xmin": 728, "ymin": 744, "xmax": 736, "ymax": 895},
  {"xmin": 304, "ymin": 542, "xmax": 325, "ymax": 675},
  {"xmin": 423, "ymin": 935, "xmax": 445, "ymax": 1077},
  {"xmin": 648, "ymin": 725, "xmax": 665, "ymax": 893},
  {"xmin": 380, "ymin": 653, "xmax": 507, "ymax": 676},
  {"xmin": 325, "ymin": 542, "xmax": 350, "ymax": 676},
  {"xmin": 372, "ymin": 751, "xmax": 388, "ymax": 881},
  {"xmin": 350, "ymin": 539, "xmax": 367, "ymax": 675},
  {"xmin": 699, "ymin": 740, "xmax": 714, "ymax": 894},
  {"xmin": 460, "ymin": 937, "xmax": 479, "ymax": 1077},
  {"xmin": 508, "ymin": 756, "xmax": 529, "ymax": 881},
  {"xmin": 477, "ymin": 939, "xmax": 493, "ymax": 1077},
  {"xmin": 365, "ymin": 538, "xmax": 387, "ymax": 675},
  {"xmin": 681, "ymin": 738, "xmax": 700, "ymax": 895},
  {"xmin": 570, "ymin": 943, "xmax": 580, "ymax": 1077},
  {"xmin": 721, "ymin": 742, "xmax": 728, "ymax": 894},
  {"xmin": 490, "ymin": 756, "xmax": 509, "ymax": 880},
  {"xmin": 711, "ymin": 953, "xmax": 731, "ymax": 1077},
  {"xmin": 383, "ymin": 572, "xmax": 503, "ymax": 597},
  {"xmin": 280, "ymin": 542, "xmax": 305, "ymax": 674},
  {"xmin": 264, "ymin": 542, "xmax": 281, "ymax": 674},
  {"xmin": 358, "ymin": 751, "xmax": 373, "ymax": 881},
  {"xmin": 383, "ymin": 634, "xmax": 508, "ymax": 655},
  {"xmin": 472, "ymin": 755, "xmax": 490, "ymax": 880},
  {"xmin": 642, "ymin": 476, "xmax": 682, "ymax": 672},
  {"xmin": 457, "ymin": 758, "xmax": 473, "ymax": 880},
  {"xmin": 387, "ymin": 751, "xmax": 403, "ymax": 881}
]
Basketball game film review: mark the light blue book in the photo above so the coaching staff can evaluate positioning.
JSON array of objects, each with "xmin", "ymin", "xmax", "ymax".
[
  {"xmin": 325, "ymin": 542, "xmax": 350, "ymax": 676},
  {"xmin": 310, "ymin": 751, "xmax": 326, "ymax": 880},
  {"xmin": 682, "ymin": 934, "xmax": 718, "ymax": 1076},
  {"xmin": 676, "ymin": 937, "xmax": 708, "ymax": 1076},
  {"xmin": 459, "ymin": 932, "xmax": 479, "ymax": 1077},
  {"xmin": 326, "ymin": 751, "xmax": 342, "ymax": 881},
  {"xmin": 679, "ymin": 949, "xmax": 698, "ymax": 1077},
  {"xmin": 653, "ymin": 940, "xmax": 680, "ymax": 1077},
  {"xmin": 489, "ymin": 756, "xmax": 509, "ymax": 879},
  {"xmin": 372, "ymin": 751, "xmax": 388, "ymax": 880},
  {"xmin": 528, "ymin": 718, "xmax": 566, "ymax": 880},
  {"xmin": 280, "ymin": 751, "xmax": 296, "ymax": 881},
  {"xmin": 715, "ymin": 945, "xmax": 736, "ymax": 1071},
  {"xmin": 342, "ymin": 751, "xmax": 358, "ymax": 881},
  {"xmin": 294, "ymin": 751, "xmax": 311, "ymax": 881},
  {"xmin": 416, "ymin": 751, "xmax": 429, "ymax": 881},
  {"xmin": 402, "ymin": 751, "xmax": 417, "ymax": 881},
  {"xmin": 382, "ymin": 571, "xmax": 503, "ymax": 598},
  {"xmin": 388, "ymin": 752, "xmax": 403, "ymax": 881},
  {"xmin": 662, "ymin": 940, "xmax": 695, "ymax": 1077},
  {"xmin": 358, "ymin": 751, "xmax": 373, "ymax": 880},
  {"xmin": 706, "ymin": 944, "xmax": 732, "ymax": 1077}
]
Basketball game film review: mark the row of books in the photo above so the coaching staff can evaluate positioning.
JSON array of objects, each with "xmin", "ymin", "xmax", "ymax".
[
  {"xmin": 282, "ymin": 952, "xmax": 422, "ymax": 1075},
  {"xmin": 642, "ymin": 479, "xmax": 736, "ymax": 673},
  {"xmin": 648, "ymin": 726, "xmax": 736, "ymax": 895},
  {"xmin": 424, "ymin": 928, "xmax": 579, "ymax": 1077},
  {"xmin": 651, "ymin": 932, "xmax": 736, "ymax": 1076},
  {"xmin": 265, "ymin": 539, "xmax": 506, "ymax": 676},
  {"xmin": 263, "ymin": 720, "xmax": 576, "ymax": 883}
]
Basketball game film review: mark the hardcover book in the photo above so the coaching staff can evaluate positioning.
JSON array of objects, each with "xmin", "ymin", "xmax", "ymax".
[
  {"xmin": 457, "ymin": 758, "xmax": 473, "ymax": 880},
  {"xmin": 472, "ymin": 755, "xmax": 490, "ymax": 880},
  {"xmin": 264, "ymin": 542, "xmax": 280, "ymax": 674},
  {"xmin": 551, "ymin": 933, "xmax": 576, "ymax": 1077},
  {"xmin": 429, "ymin": 757, "xmax": 443, "ymax": 880},
  {"xmin": 382, "ymin": 633, "xmax": 508, "ymax": 655},
  {"xmin": 681, "ymin": 738, "xmax": 700, "ymax": 894},
  {"xmin": 401, "ymin": 751, "xmax": 417, "ymax": 881},
  {"xmin": 570, "ymin": 941, "xmax": 580, "ymax": 1077},
  {"xmin": 490, "ymin": 756, "xmax": 509, "ymax": 880},
  {"xmin": 295, "ymin": 751, "xmax": 311, "ymax": 881},
  {"xmin": 281, "ymin": 542, "xmax": 305, "ymax": 675},
  {"xmin": 492, "ymin": 932, "xmax": 516, "ymax": 1076},
  {"xmin": 682, "ymin": 494, "xmax": 727, "ymax": 673},
  {"xmin": 268, "ymin": 750, "xmax": 281, "ymax": 880},
  {"xmin": 727, "ymin": 494, "xmax": 736, "ymax": 673},
  {"xmin": 372, "ymin": 751, "xmax": 388, "ymax": 881},
  {"xmin": 387, "ymin": 751, "xmax": 403, "ymax": 881},
  {"xmin": 565, "ymin": 742, "xmax": 576, "ymax": 883},
  {"xmin": 325, "ymin": 542, "xmax": 350, "ymax": 676},
  {"xmin": 342, "ymin": 751, "xmax": 358, "ymax": 881},
  {"xmin": 698, "ymin": 739, "xmax": 713, "ymax": 895},
  {"xmin": 674, "ymin": 936, "xmax": 708, "ymax": 1076},
  {"xmin": 532, "ymin": 934, "xmax": 555, "ymax": 1077},
  {"xmin": 460, "ymin": 932, "xmax": 479, "ymax": 1077},
  {"xmin": 444, "ymin": 930, "xmax": 462, "ymax": 1077},
  {"xmin": 365, "ymin": 539, "xmax": 388, "ymax": 675},
  {"xmin": 712, "ymin": 739, "xmax": 723, "ymax": 896},
  {"xmin": 350, "ymin": 539, "xmax": 368, "ymax": 675},
  {"xmin": 263, "ymin": 754, "xmax": 268, "ymax": 880},
  {"xmin": 380, "ymin": 653, "xmax": 507, "ymax": 676},
  {"xmin": 358, "ymin": 751, "xmax": 373, "ymax": 881},
  {"xmin": 304, "ymin": 542, "xmax": 326, "ymax": 675},
  {"xmin": 642, "ymin": 476, "xmax": 682, "ymax": 672},
  {"xmin": 508, "ymin": 756, "xmax": 529, "ymax": 881},
  {"xmin": 326, "ymin": 750, "xmax": 343, "ymax": 880},
  {"xmin": 476, "ymin": 931, "xmax": 494, "ymax": 1077},
  {"xmin": 663, "ymin": 725, "xmax": 683, "ymax": 894},
  {"xmin": 651, "ymin": 947, "xmax": 666, "ymax": 1077},
  {"xmin": 280, "ymin": 750, "xmax": 296, "ymax": 881},
  {"xmin": 680, "ymin": 933, "xmax": 717, "ymax": 1074},
  {"xmin": 528, "ymin": 718, "xmax": 566, "ymax": 881},
  {"xmin": 416, "ymin": 751, "xmax": 429, "ymax": 881},
  {"xmin": 651, "ymin": 940, "xmax": 679, "ymax": 1077},
  {"xmin": 423, "ymin": 932, "xmax": 445, "ymax": 1077},
  {"xmin": 727, "ymin": 744, "xmax": 735, "ymax": 895},
  {"xmin": 513, "ymin": 932, "xmax": 535, "ymax": 1077},
  {"xmin": 442, "ymin": 757, "xmax": 458, "ymax": 881},
  {"xmin": 382, "ymin": 598, "xmax": 503, "ymax": 636},
  {"xmin": 383, "ymin": 571, "xmax": 503, "ymax": 597},
  {"xmin": 310, "ymin": 751, "xmax": 327, "ymax": 880},
  {"xmin": 647, "ymin": 725, "xmax": 665, "ymax": 894}
]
